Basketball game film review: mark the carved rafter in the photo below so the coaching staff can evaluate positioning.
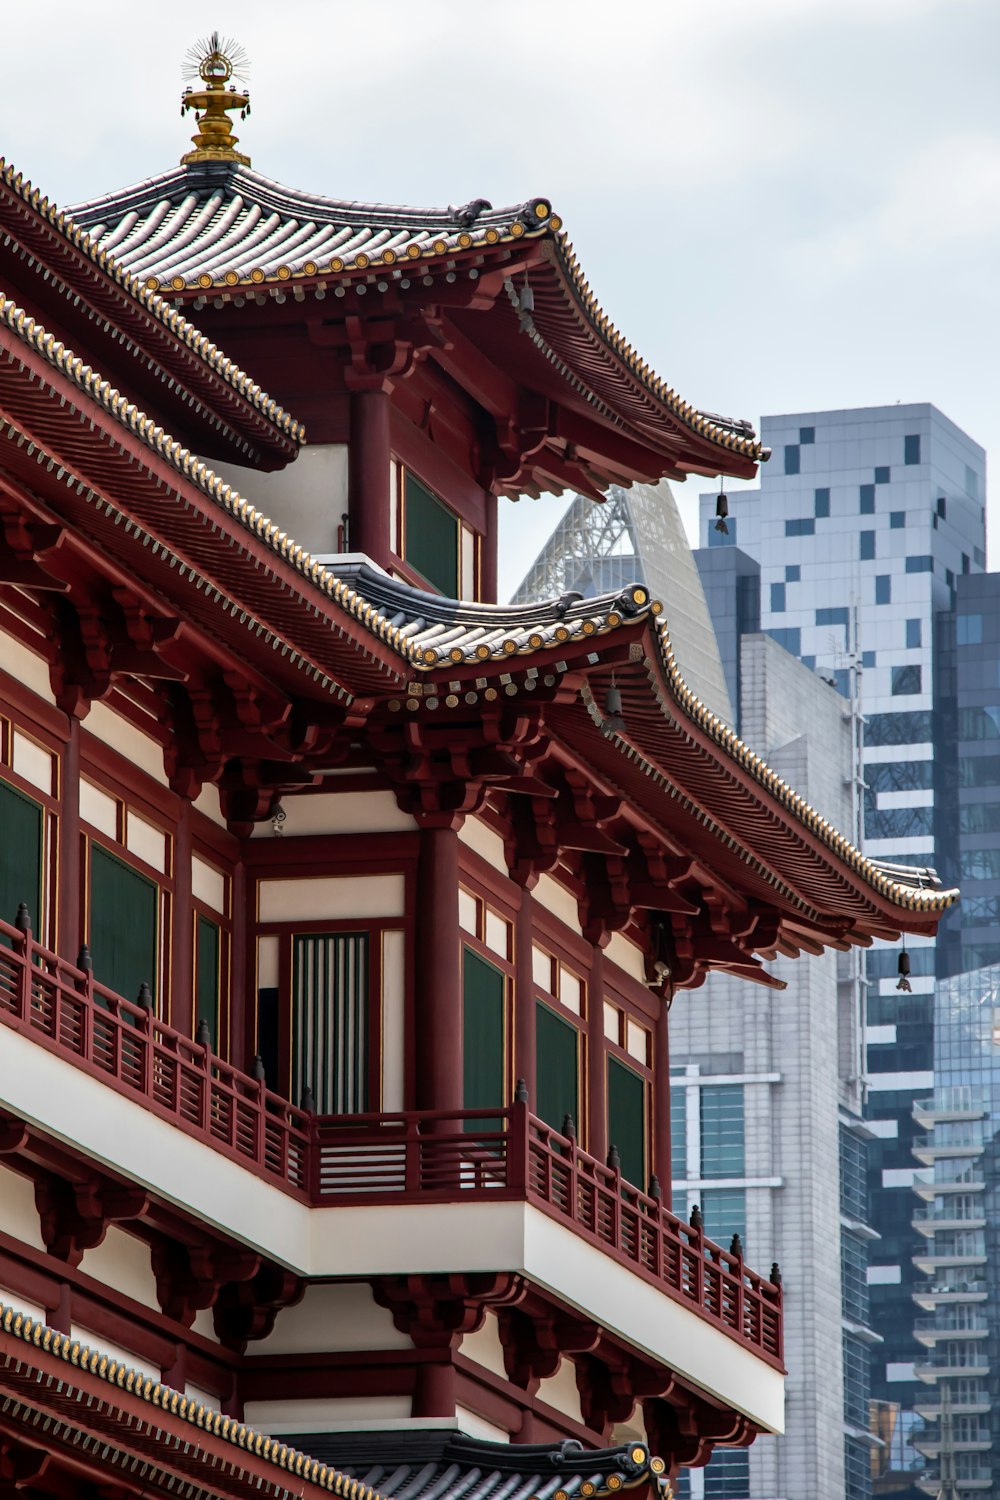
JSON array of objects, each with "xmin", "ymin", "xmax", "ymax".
[
  {"xmin": 372, "ymin": 1273, "xmax": 525, "ymax": 1351},
  {"xmin": 213, "ymin": 1262, "xmax": 305, "ymax": 1353},
  {"xmin": 495, "ymin": 1304, "xmax": 601, "ymax": 1392},
  {"xmin": 369, "ymin": 715, "xmax": 548, "ymax": 827},
  {"xmin": 576, "ymin": 1348, "xmax": 675, "ymax": 1435},
  {"xmin": 150, "ymin": 1238, "xmax": 260, "ymax": 1328},
  {"xmin": 0, "ymin": 1435, "xmax": 51, "ymax": 1490},
  {"xmin": 0, "ymin": 514, "xmax": 71, "ymax": 593},
  {"xmin": 642, "ymin": 1394, "xmax": 758, "ymax": 1471},
  {"xmin": 341, "ymin": 312, "xmax": 449, "ymax": 394},
  {"xmin": 162, "ymin": 672, "xmax": 317, "ymax": 816},
  {"xmin": 47, "ymin": 596, "xmax": 112, "ymax": 717},
  {"xmin": 34, "ymin": 1174, "xmax": 149, "ymax": 1269}
]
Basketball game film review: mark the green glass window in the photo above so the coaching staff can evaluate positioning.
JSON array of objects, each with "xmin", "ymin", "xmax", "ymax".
[
  {"xmin": 293, "ymin": 932, "xmax": 369, "ymax": 1113},
  {"xmin": 535, "ymin": 1001, "xmax": 578, "ymax": 1134},
  {"xmin": 196, "ymin": 915, "xmax": 221, "ymax": 1048},
  {"xmin": 89, "ymin": 845, "xmax": 158, "ymax": 1005},
  {"xmin": 0, "ymin": 779, "xmax": 42, "ymax": 934},
  {"xmin": 700, "ymin": 1084, "xmax": 745, "ymax": 1178},
  {"xmin": 463, "ymin": 947, "xmax": 505, "ymax": 1127},
  {"xmin": 607, "ymin": 1056, "xmax": 645, "ymax": 1188},
  {"xmin": 404, "ymin": 472, "xmax": 458, "ymax": 597}
]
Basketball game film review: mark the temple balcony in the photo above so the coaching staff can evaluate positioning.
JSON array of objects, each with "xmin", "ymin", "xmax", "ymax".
[{"xmin": 0, "ymin": 916, "xmax": 784, "ymax": 1436}]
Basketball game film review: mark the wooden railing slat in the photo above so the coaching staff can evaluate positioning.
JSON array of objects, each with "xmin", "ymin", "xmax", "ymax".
[{"xmin": 0, "ymin": 914, "xmax": 781, "ymax": 1366}]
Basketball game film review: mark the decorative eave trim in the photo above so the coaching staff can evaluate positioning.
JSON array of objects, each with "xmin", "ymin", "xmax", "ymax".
[
  {"xmin": 0, "ymin": 1303, "xmax": 388, "ymax": 1500},
  {"xmin": 549, "ymin": 232, "xmax": 765, "ymax": 465},
  {"xmin": 0, "ymin": 291, "xmax": 405, "ymax": 676},
  {"xmin": 0, "ymin": 158, "xmax": 304, "ymax": 445}
]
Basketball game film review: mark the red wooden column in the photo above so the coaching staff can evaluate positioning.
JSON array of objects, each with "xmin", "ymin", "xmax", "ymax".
[
  {"xmin": 653, "ymin": 996, "xmax": 672, "ymax": 1207},
  {"xmin": 588, "ymin": 944, "xmax": 607, "ymax": 1163},
  {"xmin": 58, "ymin": 715, "xmax": 81, "ymax": 960},
  {"xmin": 514, "ymin": 885, "xmax": 536, "ymax": 1104},
  {"xmin": 415, "ymin": 824, "xmax": 462, "ymax": 1111},
  {"xmin": 348, "ymin": 389, "xmax": 391, "ymax": 566},
  {"xmin": 171, "ymin": 801, "xmax": 193, "ymax": 1032},
  {"xmin": 480, "ymin": 490, "xmax": 498, "ymax": 603}
]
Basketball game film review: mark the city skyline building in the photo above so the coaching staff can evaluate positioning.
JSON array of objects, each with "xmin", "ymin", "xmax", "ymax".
[
  {"xmin": 668, "ymin": 634, "xmax": 877, "ymax": 1500},
  {"xmin": 513, "ymin": 488, "xmax": 877, "ymax": 1500},
  {"xmin": 699, "ymin": 404, "xmax": 987, "ymax": 1500},
  {"xmin": 902, "ymin": 571, "xmax": 1000, "ymax": 1496}
]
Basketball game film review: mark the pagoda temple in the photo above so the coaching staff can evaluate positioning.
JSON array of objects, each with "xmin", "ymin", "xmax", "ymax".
[{"xmin": 0, "ymin": 36, "xmax": 954, "ymax": 1500}]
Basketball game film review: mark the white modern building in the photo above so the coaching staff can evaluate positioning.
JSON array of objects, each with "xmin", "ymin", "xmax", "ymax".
[{"xmin": 699, "ymin": 404, "xmax": 987, "ymax": 1500}]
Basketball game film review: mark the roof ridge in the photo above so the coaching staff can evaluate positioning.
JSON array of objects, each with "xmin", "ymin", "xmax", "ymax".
[
  {"xmin": 70, "ymin": 162, "xmax": 548, "ymax": 234},
  {"xmin": 0, "ymin": 1301, "xmax": 390, "ymax": 1500}
]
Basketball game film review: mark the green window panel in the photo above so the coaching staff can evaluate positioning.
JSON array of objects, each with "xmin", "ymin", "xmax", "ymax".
[
  {"xmin": 0, "ymin": 778, "xmax": 42, "ymax": 935},
  {"xmin": 463, "ymin": 947, "xmax": 505, "ymax": 1128},
  {"xmin": 535, "ymin": 1001, "xmax": 579, "ymax": 1134},
  {"xmin": 89, "ymin": 845, "xmax": 158, "ymax": 1005},
  {"xmin": 196, "ymin": 915, "xmax": 221, "ymax": 1048},
  {"xmin": 293, "ymin": 932, "xmax": 369, "ymax": 1114},
  {"xmin": 607, "ymin": 1056, "xmax": 645, "ymax": 1188},
  {"xmin": 404, "ymin": 472, "xmax": 459, "ymax": 597}
]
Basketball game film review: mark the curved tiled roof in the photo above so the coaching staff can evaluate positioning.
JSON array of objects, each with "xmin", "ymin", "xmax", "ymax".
[
  {"xmin": 0, "ymin": 1302, "xmax": 386, "ymax": 1500},
  {"xmin": 72, "ymin": 163, "xmax": 551, "ymax": 285},
  {"xmin": 286, "ymin": 1430, "xmax": 673, "ymax": 1500},
  {"xmin": 1, "ymin": 158, "xmax": 303, "ymax": 448},
  {"xmin": 0, "ymin": 285, "xmax": 954, "ymax": 924},
  {"xmin": 69, "ymin": 162, "xmax": 763, "ymax": 469}
]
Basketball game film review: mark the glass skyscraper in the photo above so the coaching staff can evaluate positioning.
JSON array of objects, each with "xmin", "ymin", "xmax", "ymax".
[{"xmin": 699, "ymin": 404, "xmax": 987, "ymax": 1500}]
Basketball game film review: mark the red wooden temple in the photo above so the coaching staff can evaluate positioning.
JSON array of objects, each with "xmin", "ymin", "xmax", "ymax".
[{"xmin": 0, "ymin": 37, "xmax": 954, "ymax": 1500}]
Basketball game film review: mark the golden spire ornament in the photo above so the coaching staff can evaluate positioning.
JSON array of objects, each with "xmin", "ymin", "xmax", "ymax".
[{"xmin": 180, "ymin": 32, "xmax": 251, "ymax": 167}]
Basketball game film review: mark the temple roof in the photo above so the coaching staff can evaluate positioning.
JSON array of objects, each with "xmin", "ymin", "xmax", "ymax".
[
  {"xmin": 69, "ymin": 161, "xmax": 765, "ymax": 484},
  {"xmin": 289, "ymin": 1430, "xmax": 673, "ymax": 1500},
  {"xmin": 72, "ymin": 164, "xmax": 553, "ymax": 286},
  {"xmin": 0, "ymin": 1302, "xmax": 385, "ymax": 1500},
  {"xmin": 0, "ymin": 275, "xmax": 956, "ymax": 966},
  {"xmin": 0, "ymin": 157, "xmax": 302, "ymax": 467}
]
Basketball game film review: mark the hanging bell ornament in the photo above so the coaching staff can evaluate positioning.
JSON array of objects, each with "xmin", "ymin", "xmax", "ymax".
[{"xmin": 896, "ymin": 948, "xmax": 912, "ymax": 993}]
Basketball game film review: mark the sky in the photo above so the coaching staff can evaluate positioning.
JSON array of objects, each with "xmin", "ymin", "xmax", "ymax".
[{"xmin": 2, "ymin": 0, "xmax": 997, "ymax": 599}]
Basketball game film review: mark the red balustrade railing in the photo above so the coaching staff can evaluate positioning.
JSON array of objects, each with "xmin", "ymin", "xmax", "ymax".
[
  {"xmin": 0, "ymin": 916, "xmax": 311, "ymax": 1193},
  {"xmin": 0, "ymin": 917, "xmax": 782, "ymax": 1364}
]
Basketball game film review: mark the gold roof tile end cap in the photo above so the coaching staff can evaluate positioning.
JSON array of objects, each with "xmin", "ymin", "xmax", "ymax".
[{"xmin": 180, "ymin": 32, "xmax": 252, "ymax": 167}]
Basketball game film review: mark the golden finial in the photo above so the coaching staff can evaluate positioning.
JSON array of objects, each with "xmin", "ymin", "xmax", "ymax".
[{"xmin": 180, "ymin": 33, "xmax": 251, "ymax": 167}]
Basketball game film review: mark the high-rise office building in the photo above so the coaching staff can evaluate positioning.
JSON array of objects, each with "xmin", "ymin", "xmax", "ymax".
[
  {"xmin": 668, "ymin": 634, "xmax": 877, "ymax": 1500},
  {"xmin": 902, "ymin": 573, "xmax": 1000, "ymax": 1496},
  {"xmin": 699, "ymin": 405, "xmax": 987, "ymax": 1500},
  {"xmin": 513, "ymin": 488, "xmax": 880, "ymax": 1500}
]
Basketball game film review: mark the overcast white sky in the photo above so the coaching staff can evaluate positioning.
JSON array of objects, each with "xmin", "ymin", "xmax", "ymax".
[{"xmin": 2, "ymin": 0, "xmax": 996, "ymax": 598}]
